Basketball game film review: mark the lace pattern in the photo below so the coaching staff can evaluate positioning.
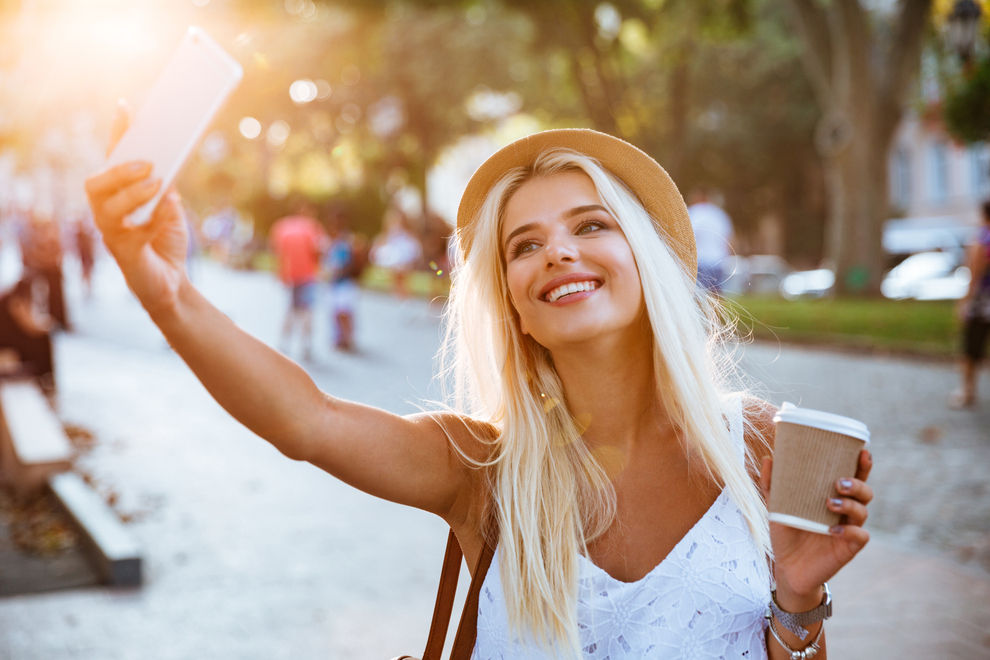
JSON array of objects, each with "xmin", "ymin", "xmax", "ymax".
[{"xmin": 473, "ymin": 395, "xmax": 771, "ymax": 659}]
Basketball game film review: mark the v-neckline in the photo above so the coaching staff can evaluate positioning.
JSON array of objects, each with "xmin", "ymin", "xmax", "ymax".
[{"xmin": 579, "ymin": 488, "xmax": 728, "ymax": 585}]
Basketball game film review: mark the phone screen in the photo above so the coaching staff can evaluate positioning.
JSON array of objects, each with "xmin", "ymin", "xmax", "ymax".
[{"xmin": 106, "ymin": 27, "xmax": 243, "ymax": 225}]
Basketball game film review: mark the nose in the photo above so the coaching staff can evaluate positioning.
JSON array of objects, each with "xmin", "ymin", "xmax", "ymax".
[{"xmin": 544, "ymin": 233, "xmax": 577, "ymax": 268}]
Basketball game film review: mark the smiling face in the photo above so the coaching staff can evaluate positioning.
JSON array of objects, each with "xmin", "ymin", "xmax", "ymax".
[{"xmin": 500, "ymin": 171, "xmax": 646, "ymax": 351}]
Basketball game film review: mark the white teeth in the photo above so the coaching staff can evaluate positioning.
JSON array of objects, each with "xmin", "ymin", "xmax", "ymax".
[{"xmin": 546, "ymin": 280, "xmax": 597, "ymax": 303}]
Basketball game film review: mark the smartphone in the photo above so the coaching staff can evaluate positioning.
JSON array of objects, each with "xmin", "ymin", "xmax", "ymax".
[{"xmin": 106, "ymin": 26, "xmax": 243, "ymax": 225}]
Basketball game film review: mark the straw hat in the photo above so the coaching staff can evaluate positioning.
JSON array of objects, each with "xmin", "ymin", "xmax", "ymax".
[{"xmin": 455, "ymin": 128, "xmax": 697, "ymax": 278}]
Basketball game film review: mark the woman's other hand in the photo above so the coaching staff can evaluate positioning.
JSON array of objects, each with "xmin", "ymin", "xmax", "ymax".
[
  {"xmin": 760, "ymin": 449, "xmax": 874, "ymax": 606},
  {"xmin": 83, "ymin": 102, "xmax": 189, "ymax": 316}
]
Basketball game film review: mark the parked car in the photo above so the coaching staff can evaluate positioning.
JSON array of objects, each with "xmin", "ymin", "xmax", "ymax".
[
  {"xmin": 883, "ymin": 217, "xmax": 976, "ymax": 257},
  {"xmin": 779, "ymin": 268, "xmax": 835, "ymax": 299},
  {"xmin": 721, "ymin": 255, "xmax": 792, "ymax": 296},
  {"xmin": 880, "ymin": 250, "xmax": 970, "ymax": 300}
]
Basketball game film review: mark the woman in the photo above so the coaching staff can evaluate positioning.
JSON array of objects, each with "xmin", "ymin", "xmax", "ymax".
[{"xmin": 86, "ymin": 122, "xmax": 872, "ymax": 658}]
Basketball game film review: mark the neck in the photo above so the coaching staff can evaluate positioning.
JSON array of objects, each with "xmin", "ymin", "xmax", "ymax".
[{"xmin": 550, "ymin": 319, "xmax": 670, "ymax": 455}]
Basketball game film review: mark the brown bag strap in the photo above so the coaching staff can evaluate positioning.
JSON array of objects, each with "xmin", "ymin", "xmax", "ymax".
[
  {"xmin": 421, "ymin": 529, "xmax": 496, "ymax": 660},
  {"xmin": 450, "ymin": 535, "xmax": 495, "ymax": 659}
]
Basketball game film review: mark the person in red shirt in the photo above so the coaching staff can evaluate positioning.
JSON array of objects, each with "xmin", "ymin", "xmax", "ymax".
[{"xmin": 270, "ymin": 200, "xmax": 326, "ymax": 361}]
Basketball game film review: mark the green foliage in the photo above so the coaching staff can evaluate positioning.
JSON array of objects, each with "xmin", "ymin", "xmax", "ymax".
[{"xmin": 944, "ymin": 54, "xmax": 990, "ymax": 143}]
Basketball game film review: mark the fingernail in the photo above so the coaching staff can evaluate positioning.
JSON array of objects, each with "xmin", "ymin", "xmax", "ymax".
[
  {"xmin": 128, "ymin": 162, "xmax": 146, "ymax": 172},
  {"xmin": 830, "ymin": 525, "xmax": 844, "ymax": 535},
  {"xmin": 839, "ymin": 479, "xmax": 853, "ymax": 492},
  {"xmin": 829, "ymin": 498, "xmax": 843, "ymax": 509}
]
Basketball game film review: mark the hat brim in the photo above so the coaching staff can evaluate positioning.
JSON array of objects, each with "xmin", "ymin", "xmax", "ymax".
[{"xmin": 455, "ymin": 128, "xmax": 697, "ymax": 278}]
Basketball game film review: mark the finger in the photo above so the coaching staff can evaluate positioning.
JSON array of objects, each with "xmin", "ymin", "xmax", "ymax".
[
  {"xmin": 85, "ymin": 161, "xmax": 153, "ymax": 201},
  {"xmin": 143, "ymin": 187, "xmax": 182, "ymax": 236},
  {"xmin": 759, "ymin": 456, "xmax": 772, "ymax": 500},
  {"xmin": 828, "ymin": 524, "xmax": 870, "ymax": 556},
  {"xmin": 854, "ymin": 449, "xmax": 873, "ymax": 482},
  {"xmin": 836, "ymin": 476, "xmax": 874, "ymax": 505},
  {"xmin": 106, "ymin": 99, "xmax": 132, "ymax": 157},
  {"xmin": 100, "ymin": 178, "xmax": 162, "ymax": 226},
  {"xmin": 828, "ymin": 496, "xmax": 868, "ymax": 526}
]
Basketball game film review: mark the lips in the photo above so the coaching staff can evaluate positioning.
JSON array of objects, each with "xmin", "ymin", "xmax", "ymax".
[{"xmin": 539, "ymin": 273, "xmax": 602, "ymax": 302}]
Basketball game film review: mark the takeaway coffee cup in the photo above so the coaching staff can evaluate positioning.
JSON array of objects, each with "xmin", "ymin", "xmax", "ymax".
[{"xmin": 768, "ymin": 403, "xmax": 870, "ymax": 534}]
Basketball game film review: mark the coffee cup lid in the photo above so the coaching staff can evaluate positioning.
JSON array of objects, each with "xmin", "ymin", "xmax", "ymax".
[{"xmin": 773, "ymin": 402, "xmax": 870, "ymax": 444}]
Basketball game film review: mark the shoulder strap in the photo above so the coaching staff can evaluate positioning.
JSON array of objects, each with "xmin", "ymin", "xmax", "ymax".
[{"xmin": 422, "ymin": 529, "xmax": 496, "ymax": 660}]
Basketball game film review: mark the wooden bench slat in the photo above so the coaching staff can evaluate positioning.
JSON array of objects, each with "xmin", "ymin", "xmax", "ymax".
[
  {"xmin": 48, "ymin": 472, "xmax": 142, "ymax": 586},
  {"xmin": 0, "ymin": 381, "xmax": 73, "ymax": 464}
]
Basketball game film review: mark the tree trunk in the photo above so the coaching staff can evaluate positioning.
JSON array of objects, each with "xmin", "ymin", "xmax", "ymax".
[
  {"xmin": 822, "ymin": 128, "xmax": 889, "ymax": 294},
  {"xmin": 789, "ymin": 0, "xmax": 932, "ymax": 297}
]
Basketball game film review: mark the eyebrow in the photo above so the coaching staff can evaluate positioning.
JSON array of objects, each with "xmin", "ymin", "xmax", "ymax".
[{"xmin": 502, "ymin": 204, "xmax": 610, "ymax": 253}]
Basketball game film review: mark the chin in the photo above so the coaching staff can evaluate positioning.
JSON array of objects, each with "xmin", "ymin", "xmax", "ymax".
[{"xmin": 529, "ymin": 321, "xmax": 629, "ymax": 351}]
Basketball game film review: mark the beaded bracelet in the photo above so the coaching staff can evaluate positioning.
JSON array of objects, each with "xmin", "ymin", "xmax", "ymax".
[{"xmin": 767, "ymin": 615, "xmax": 824, "ymax": 659}]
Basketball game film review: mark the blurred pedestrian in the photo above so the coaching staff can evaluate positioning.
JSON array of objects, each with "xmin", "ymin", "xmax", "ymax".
[
  {"xmin": 323, "ymin": 206, "xmax": 365, "ymax": 352},
  {"xmin": 20, "ymin": 211, "xmax": 70, "ymax": 331},
  {"xmin": 87, "ymin": 121, "xmax": 873, "ymax": 659},
  {"xmin": 0, "ymin": 278, "xmax": 54, "ymax": 394},
  {"xmin": 270, "ymin": 200, "xmax": 325, "ymax": 361},
  {"xmin": 370, "ymin": 207, "xmax": 421, "ymax": 298},
  {"xmin": 950, "ymin": 199, "xmax": 990, "ymax": 409},
  {"xmin": 73, "ymin": 216, "xmax": 96, "ymax": 300},
  {"xmin": 687, "ymin": 187, "xmax": 734, "ymax": 295}
]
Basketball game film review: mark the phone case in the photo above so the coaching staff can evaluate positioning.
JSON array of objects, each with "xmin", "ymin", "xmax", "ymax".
[{"xmin": 106, "ymin": 26, "xmax": 243, "ymax": 225}]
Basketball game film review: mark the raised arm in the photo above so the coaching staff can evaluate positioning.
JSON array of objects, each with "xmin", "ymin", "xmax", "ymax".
[{"xmin": 83, "ymin": 112, "xmax": 482, "ymax": 523}]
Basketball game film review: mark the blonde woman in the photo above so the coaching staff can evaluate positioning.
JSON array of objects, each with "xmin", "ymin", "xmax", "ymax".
[{"xmin": 85, "ymin": 125, "xmax": 872, "ymax": 659}]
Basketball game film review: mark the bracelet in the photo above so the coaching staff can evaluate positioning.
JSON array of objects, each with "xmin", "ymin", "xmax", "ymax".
[
  {"xmin": 767, "ymin": 615, "xmax": 824, "ymax": 659},
  {"xmin": 768, "ymin": 582, "xmax": 832, "ymax": 639}
]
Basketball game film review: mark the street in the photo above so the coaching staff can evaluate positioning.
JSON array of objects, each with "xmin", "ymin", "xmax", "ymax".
[{"xmin": 0, "ymin": 251, "xmax": 987, "ymax": 659}]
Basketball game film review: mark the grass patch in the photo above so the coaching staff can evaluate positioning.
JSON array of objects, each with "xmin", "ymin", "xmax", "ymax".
[{"xmin": 725, "ymin": 295, "xmax": 961, "ymax": 358}]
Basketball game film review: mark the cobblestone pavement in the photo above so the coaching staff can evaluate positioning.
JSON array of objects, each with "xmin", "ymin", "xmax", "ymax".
[{"xmin": 0, "ymin": 252, "xmax": 987, "ymax": 659}]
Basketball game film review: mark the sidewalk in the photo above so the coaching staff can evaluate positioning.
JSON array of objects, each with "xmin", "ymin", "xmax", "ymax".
[
  {"xmin": 0, "ymin": 252, "xmax": 987, "ymax": 658},
  {"xmin": 829, "ymin": 532, "xmax": 990, "ymax": 657}
]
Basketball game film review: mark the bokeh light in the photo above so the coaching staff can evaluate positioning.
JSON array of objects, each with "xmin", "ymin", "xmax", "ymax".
[
  {"xmin": 289, "ymin": 79, "xmax": 318, "ymax": 104},
  {"xmin": 239, "ymin": 117, "xmax": 262, "ymax": 140}
]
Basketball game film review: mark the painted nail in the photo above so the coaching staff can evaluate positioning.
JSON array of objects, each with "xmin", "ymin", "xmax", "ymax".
[
  {"xmin": 830, "ymin": 525, "xmax": 844, "ymax": 535},
  {"xmin": 839, "ymin": 479, "xmax": 853, "ymax": 492},
  {"xmin": 829, "ymin": 498, "xmax": 843, "ymax": 509}
]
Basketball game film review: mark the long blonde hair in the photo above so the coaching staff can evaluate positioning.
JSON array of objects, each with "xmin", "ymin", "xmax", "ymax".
[{"xmin": 439, "ymin": 148, "xmax": 770, "ymax": 655}]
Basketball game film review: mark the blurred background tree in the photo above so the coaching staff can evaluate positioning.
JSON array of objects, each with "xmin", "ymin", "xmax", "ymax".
[
  {"xmin": 0, "ymin": 0, "xmax": 979, "ymax": 285},
  {"xmin": 784, "ymin": 0, "xmax": 933, "ymax": 296}
]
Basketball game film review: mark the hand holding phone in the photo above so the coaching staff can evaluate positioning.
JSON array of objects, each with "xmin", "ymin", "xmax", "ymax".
[{"xmin": 105, "ymin": 26, "xmax": 243, "ymax": 225}]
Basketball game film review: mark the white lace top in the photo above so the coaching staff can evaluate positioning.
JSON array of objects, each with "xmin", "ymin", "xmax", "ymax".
[{"xmin": 473, "ymin": 398, "xmax": 771, "ymax": 659}]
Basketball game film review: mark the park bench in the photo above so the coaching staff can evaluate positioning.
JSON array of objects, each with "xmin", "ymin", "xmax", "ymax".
[
  {"xmin": 0, "ymin": 378, "xmax": 142, "ymax": 586},
  {"xmin": 48, "ymin": 471, "xmax": 142, "ymax": 586},
  {"xmin": 0, "ymin": 378, "xmax": 72, "ymax": 497}
]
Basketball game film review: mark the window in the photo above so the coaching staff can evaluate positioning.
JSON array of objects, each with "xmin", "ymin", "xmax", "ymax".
[
  {"xmin": 969, "ymin": 145, "xmax": 990, "ymax": 199},
  {"xmin": 927, "ymin": 141, "xmax": 949, "ymax": 204},
  {"xmin": 890, "ymin": 146, "xmax": 912, "ymax": 210}
]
